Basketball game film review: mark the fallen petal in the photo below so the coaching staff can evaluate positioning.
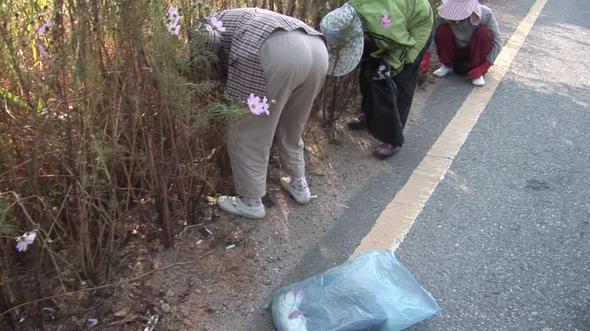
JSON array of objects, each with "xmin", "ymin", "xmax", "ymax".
[
  {"xmin": 113, "ymin": 307, "xmax": 129, "ymax": 317},
  {"xmin": 87, "ymin": 319, "xmax": 98, "ymax": 328}
]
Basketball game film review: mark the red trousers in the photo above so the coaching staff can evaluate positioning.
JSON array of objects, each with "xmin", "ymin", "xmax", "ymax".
[{"xmin": 435, "ymin": 24, "xmax": 492, "ymax": 68}]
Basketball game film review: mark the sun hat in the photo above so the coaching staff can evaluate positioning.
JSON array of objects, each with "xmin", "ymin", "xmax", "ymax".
[
  {"xmin": 438, "ymin": 0, "xmax": 482, "ymax": 21},
  {"xmin": 320, "ymin": 4, "xmax": 364, "ymax": 77}
]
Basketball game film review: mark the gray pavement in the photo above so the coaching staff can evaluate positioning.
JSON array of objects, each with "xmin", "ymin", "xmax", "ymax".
[
  {"xmin": 276, "ymin": 0, "xmax": 541, "ymax": 286},
  {"xmin": 402, "ymin": 0, "xmax": 590, "ymax": 329},
  {"xmin": 248, "ymin": 0, "xmax": 590, "ymax": 329}
]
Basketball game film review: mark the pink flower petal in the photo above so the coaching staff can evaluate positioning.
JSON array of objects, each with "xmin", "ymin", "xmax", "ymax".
[
  {"xmin": 168, "ymin": 7, "xmax": 179, "ymax": 17},
  {"xmin": 38, "ymin": 44, "xmax": 50, "ymax": 59},
  {"xmin": 16, "ymin": 230, "xmax": 37, "ymax": 252},
  {"xmin": 209, "ymin": 17, "xmax": 226, "ymax": 32},
  {"xmin": 37, "ymin": 20, "xmax": 52, "ymax": 36},
  {"xmin": 381, "ymin": 11, "xmax": 392, "ymax": 28}
]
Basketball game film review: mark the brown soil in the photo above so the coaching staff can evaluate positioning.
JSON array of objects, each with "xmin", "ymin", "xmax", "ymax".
[
  {"xmin": 23, "ymin": 69, "xmax": 438, "ymax": 330},
  {"xmin": 28, "ymin": 114, "xmax": 390, "ymax": 331}
]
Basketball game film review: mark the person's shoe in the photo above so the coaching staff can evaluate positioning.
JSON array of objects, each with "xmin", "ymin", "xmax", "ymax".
[
  {"xmin": 433, "ymin": 65, "xmax": 453, "ymax": 77},
  {"xmin": 471, "ymin": 76, "xmax": 486, "ymax": 86},
  {"xmin": 280, "ymin": 177, "xmax": 311, "ymax": 204},
  {"xmin": 217, "ymin": 196, "xmax": 265, "ymax": 219},
  {"xmin": 346, "ymin": 114, "xmax": 367, "ymax": 131},
  {"xmin": 373, "ymin": 143, "xmax": 402, "ymax": 160}
]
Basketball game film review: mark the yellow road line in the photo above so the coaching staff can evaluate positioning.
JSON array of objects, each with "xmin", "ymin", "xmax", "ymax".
[{"xmin": 352, "ymin": 0, "xmax": 549, "ymax": 257}]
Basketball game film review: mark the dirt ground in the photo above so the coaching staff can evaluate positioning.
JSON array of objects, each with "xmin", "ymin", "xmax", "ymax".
[
  {"xmin": 36, "ymin": 71, "xmax": 434, "ymax": 331},
  {"xmin": 40, "ymin": 112, "xmax": 392, "ymax": 331},
  {"xmin": 12, "ymin": 66, "xmax": 436, "ymax": 331}
]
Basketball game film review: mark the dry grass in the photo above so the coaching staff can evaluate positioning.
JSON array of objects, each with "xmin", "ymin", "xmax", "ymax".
[{"xmin": 0, "ymin": 0, "xmax": 437, "ymax": 328}]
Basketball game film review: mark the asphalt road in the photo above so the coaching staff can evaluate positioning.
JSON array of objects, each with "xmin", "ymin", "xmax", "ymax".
[
  {"xmin": 403, "ymin": 0, "xmax": 590, "ymax": 329},
  {"xmin": 249, "ymin": 0, "xmax": 590, "ymax": 329}
]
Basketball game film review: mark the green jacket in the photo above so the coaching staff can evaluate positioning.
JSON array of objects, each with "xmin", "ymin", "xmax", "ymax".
[{"xmin": 349, "ymin": 0, "xmax": 433, "ymax": 74}]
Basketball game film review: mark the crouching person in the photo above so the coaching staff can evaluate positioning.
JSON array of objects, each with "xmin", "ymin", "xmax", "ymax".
[
  {"xmin": 201, "ymin": 8, "xmax": 329, "ymax": 219},
  {"xmin": 420, "ymin": 0, "xmax": 502, "ymax": 86}
]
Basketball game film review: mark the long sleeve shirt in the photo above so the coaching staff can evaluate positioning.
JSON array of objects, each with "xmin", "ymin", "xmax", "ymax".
[
  {"xmin": 429, "ymin": 5, "xmax": 502, "ymax": 63},
  {"xmin": 349, "ymin": 0, "xmax": 433, "ymax": 74}
]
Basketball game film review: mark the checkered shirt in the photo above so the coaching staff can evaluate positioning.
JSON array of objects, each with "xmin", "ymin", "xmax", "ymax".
[{"xmin": 217, "ymin": 8, "xmax": 322, "ymax": 103}]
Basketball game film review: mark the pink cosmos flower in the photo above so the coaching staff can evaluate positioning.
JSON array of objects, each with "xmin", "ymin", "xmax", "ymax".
[
  {"xmin": 167, "ymin": 7, "xmax": 181, "ymax": 36},
  {"xmin": 246, "ymin": 93, "xmax": 260, "ymax": 112},
  {"xmin": 381, "ymin": 11, "xmax": 392, "ymax": 29},
  {"xmin": 246, "ymin": 93, "xmax": 270, "ymax": 115},
  {"xmin": 37, "ymin": 20, "xmax": 53, "ymax": 36},
  {"xmin": 16, "ymin": 230, "xmax": 37, "ymax": 252},
  {"xmin": 209, "ymin": 17, "xmax": 226, "ymax": 32}
]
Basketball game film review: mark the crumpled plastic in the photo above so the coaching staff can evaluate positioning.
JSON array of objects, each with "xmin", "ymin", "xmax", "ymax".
[{"xmin": 266, "ymin": 250, "xmax": 440, "ymax": 331}]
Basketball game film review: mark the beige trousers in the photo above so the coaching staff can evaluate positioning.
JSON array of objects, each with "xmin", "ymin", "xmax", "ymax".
[{"xmin": 226, "ymin": 30, "xmax": 329, "ymax": 198}]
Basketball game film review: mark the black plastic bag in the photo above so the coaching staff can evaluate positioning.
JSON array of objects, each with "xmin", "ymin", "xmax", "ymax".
[{"xmin": 360, "ymin": 59, "xmax": 404, "ymax": 147}]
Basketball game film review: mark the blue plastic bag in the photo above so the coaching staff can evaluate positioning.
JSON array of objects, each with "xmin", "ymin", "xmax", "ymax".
[{"xmin": 267, "ymin": 250, "xmax": 440, "ymax": 331}]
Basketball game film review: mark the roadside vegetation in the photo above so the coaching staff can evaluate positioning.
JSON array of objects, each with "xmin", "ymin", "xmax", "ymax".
[{"xmin": 0, "ymin": 0, "xmax": 438, "ymax": 328}]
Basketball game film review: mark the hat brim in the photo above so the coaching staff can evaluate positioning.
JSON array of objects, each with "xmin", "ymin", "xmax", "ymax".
[
  {"xmin": 439, "ymin": 0, "xmax": 481, "ymax": 21},
  {"xmin": 325, "ymin": 17, "xmax": 364, "ymax": 77}
]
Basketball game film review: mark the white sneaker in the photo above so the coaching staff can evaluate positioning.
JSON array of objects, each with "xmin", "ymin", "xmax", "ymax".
[
  {"xmin": 472, "ymin": 76, "xmax": 486, "ymax": 86},
  {"xmin": 217, "ymin": 196, "xmax": 265, "ymax": 219},
  {"xmin": 280, "ymin": 177, "xmax": 311, "ymax": 204},
  {"xmin": 433, "ymin": 65, "xmax": 453, "ymax": 77}
]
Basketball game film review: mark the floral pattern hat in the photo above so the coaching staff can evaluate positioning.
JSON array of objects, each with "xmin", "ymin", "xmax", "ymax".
[
  {"xmin": 439, "ymin": 0, "xmax": 482, "ymax": 22},
  {"xmin": 320, "ymin": 4, "xmax": 364, "ymax": 76}
]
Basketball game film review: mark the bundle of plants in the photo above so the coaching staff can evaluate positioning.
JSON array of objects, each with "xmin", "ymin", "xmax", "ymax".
[{"xmin": 0, "ymin": 0, "xmax": 244, "ymax": 328}]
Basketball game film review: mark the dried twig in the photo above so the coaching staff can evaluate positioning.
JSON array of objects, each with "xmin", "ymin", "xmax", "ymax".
[{"xmin": 0, "ymin": 233, "xmax": 231, "ymax": 318}]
